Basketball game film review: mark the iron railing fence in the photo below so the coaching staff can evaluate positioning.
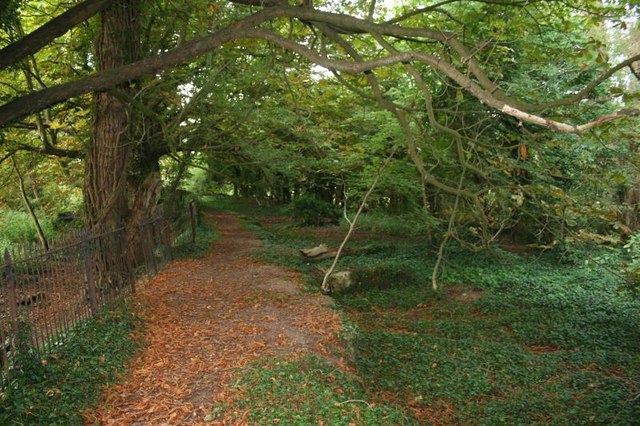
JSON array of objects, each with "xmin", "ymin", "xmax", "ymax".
[{"xmin": 0, "ymin": 215, "xmax": 174, "ymax": 384}]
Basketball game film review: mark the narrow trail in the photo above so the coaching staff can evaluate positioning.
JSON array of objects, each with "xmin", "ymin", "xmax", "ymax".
[{"xmin": 87, "ymin": 211, "xmax": 346, "ymax": 425}]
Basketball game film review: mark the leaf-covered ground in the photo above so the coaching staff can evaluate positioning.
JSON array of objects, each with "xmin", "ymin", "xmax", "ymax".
[
  {"xmin": 85, "ymin": 205, "xmax": 640, "ymax": 424},
  {"xmin": 87, "ymin": 211, "xmax": 381, "ymax": 424}
]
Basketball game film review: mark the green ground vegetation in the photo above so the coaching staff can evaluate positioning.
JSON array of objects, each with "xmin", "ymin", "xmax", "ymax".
[
  {"xmin": 215, "ymin": 355, "xmax": 409, "ymax": 424},
  {"xmin": 0, "ymin": 302, "xmax": 142, "ymax": 425},
  {"xmin": 211, "ymin": 200, "xmax": 640, "ymax": 425}
]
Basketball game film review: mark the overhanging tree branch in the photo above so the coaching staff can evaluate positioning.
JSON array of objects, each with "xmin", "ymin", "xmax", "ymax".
[
  {"xmin": 0, "ymin": 6, "xmax": 637, "ymax": 134},
  {"xmin": 0, "ymin": 0, "xmax": 112, "ymax": 70}
]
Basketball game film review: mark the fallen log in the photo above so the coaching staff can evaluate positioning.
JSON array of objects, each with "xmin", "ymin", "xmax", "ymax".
[
  {"xmin": 311, "ymin": 249, "xmax": 340, "ymax": 260},
  {"xmin": 300, "ymin": 244, "xmax": 329, "ymax": 258},
  {"xmin": 301, "ymin": 244, "xmax": 378, "ymax": 260}
]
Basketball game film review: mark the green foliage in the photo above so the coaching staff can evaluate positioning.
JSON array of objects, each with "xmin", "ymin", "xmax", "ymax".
[
  {"xmin": 0, "ymin": 208, "xmax": 55, "ymax": 252},
  {"xmin": 338, "ymin": 247, "xmax": 640, "ymax": 424},
  {"xmin": 183, "ymin": 165, "xmax": 213, "ymax": 197},
  {"xmin": 289, "ymin": 195, "xmax": 339, "ymax": 226},
  {"xmin": 350, "ymin": 261, "xmax": 422, "ymax": 291},
  {"xmin": 351, "ymin": 210, "xmax": 438, "ymax": 238},
  {"xmin": 212, "ymin": 355, "xmax": 410, "ymax": 424},
  {"xmin": 623, "ymin": 232, "xmax": 640, "ymax": 294},
  {"xmin": 249, "ymin": 205, "xmax": 640, "ymax": 424},
  {"xmin": 354, "ymin": 331, "xmax": 639, "ymax": 425},
  {"xmin": 0, "ymin": 302, "xmax": 142, "ymax": 425}
]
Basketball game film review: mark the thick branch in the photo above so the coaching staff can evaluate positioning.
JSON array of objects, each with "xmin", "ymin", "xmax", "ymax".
[
  {"xmin": 0, "ymin": 6, "xmax": 637, "ymax": 134},
  {"xmin": 502, "ymin": 105, "xmax": 640, "ymax": 134},
  {"xmin": 229, "ymin": 0, "xmax": 288, "ymax": 6},
  {"xmin": 0, "ymin": 9, "xmax": 280, "ymax": 125},
  {"xmin": 247, "ymin": 29, "xmax": 639, "ymax": 134},
  {"xmin": 11, "ymin": 142, "xmax": 83, "ymax": 159},
  {"xmin": 0, "ymin": 0, "xmax": 111, "ymax": 70}
]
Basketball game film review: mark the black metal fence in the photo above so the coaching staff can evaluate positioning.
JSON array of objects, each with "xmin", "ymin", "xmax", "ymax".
[{"xmin": 0, "ymin": 215, "xmax": 173, "ymax": 383}]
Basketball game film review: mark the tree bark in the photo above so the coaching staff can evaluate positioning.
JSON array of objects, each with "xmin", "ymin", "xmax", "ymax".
[{"xmin": 84, "ymin": 0, "xmax": 140, "ymax": 231}]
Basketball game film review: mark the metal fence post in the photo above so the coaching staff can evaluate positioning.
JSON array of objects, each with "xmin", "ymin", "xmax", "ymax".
[
  {"xmin": 4, "ymin": 249, "xmax": 19, "ymax": 339},
  {"xmin": 82, "ymin": 233, "xmax": 98, "ymax": 314},
  {"xmin": 119, "ymin": 226, "xmax": 136, "ymax": 293},
  {"xmin": 163, "ymin": 218, "xmax": 173, "ymax": 262}
]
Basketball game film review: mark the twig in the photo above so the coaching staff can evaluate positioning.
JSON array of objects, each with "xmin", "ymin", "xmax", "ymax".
[
  {"xmin": 431, "ymin": 169, "xmax": 466, "ymax": 290},
  {"xmin": 334, "ymin": 399, "xmax": 373, "ymax": 407},
  {"xmin": 321, "ymin": 148, "xmax": 396, "ymax": 293}
]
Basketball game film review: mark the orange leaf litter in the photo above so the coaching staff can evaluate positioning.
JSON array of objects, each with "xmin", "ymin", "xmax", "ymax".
[{"xmin": 85, "ymin": 212, "xmax": 348, "ymax": 425}]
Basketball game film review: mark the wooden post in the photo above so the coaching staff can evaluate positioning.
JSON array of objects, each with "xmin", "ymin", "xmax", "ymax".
[
  {"xmin": 189, "ymin": 201, "xmax": 197, "ymax": 243},
  {"xmin": 82, "ymin": 234, "xmax": 98, "ymax": 314}
]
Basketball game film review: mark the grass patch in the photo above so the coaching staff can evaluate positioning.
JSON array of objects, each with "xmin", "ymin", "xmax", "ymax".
[
  {"xmin": 210, "ymin": 355, "xmax": 410, "ymax": 424},
  {"xmin": 0, "ymin": 301, "xmax": 142, "ymax": 425}
]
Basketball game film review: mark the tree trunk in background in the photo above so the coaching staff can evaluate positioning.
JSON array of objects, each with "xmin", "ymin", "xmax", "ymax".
[
  {"xmin": 84, "ymin": 0, "xmax": 141, "ymax": 231},
  {"xmin": 619, "ymin": 24, "xmax": 640, "ymax": 233}
]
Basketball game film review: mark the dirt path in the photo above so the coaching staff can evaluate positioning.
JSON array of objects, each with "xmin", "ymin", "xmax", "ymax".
[{"xmin": 86, "ymin": 211, "xmax": 346, "ymax": 425}]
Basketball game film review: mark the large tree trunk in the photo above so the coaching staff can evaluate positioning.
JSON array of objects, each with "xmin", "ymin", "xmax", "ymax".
[
  {"xmin": 83, "ymin": 0, "xmax": 142, "ymax": 294},
  {"xmin": 84, "ymin": 0, "xmax": 141, "ymax": 231}
]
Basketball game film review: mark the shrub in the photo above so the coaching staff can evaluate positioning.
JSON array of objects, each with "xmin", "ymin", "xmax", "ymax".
[
  {"xmin": 350, "ymin": 209, "xmax": 439, "ymax": 238},
  {"xmin": 289, "ymin": 195, "xmax": 338, "ymax": 226}
]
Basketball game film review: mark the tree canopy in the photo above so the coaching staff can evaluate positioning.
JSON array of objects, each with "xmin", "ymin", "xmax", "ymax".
[{"xmin": 0, "ymin": 0, "xmax": 639, "ymax": 252}]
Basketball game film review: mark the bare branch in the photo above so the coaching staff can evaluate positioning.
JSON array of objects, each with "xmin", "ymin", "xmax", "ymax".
[
  {"xmin": 321, "ymin": 148, "xmax": 396, "ymax": 293},
  {"xmin": 502, "ymin": 105, "xmax": 640, "ymax": 134}
]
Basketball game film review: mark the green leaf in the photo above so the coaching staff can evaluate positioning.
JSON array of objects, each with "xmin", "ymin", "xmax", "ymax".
[{"xmin": 612, "ymin": 173, "xmax": 627, "ymax": 184}]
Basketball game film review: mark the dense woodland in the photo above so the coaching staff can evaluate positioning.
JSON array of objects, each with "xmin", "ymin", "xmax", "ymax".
[{"xmin": 1, "ymin": 0, "xmax": 640, "ymax": 423}]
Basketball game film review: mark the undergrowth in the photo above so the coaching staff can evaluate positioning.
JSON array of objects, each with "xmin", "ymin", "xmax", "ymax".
[
  {"xmin": 241, "ymin": 206, "xmax": 640, "ymax": 425},
  {"xmin": 0, "ymin": 301, "xmax": 142, "ymax": 425},
  {"xmin": 173, "ymin": 220, "xmax": 219, "ymax": 259},
  {"xmin": 172, "ymin": 199, "xmax": 220, "ymax": 258},
  {"xmin": 209, "ymin": 355, "xmax": 409, "ymax": 424},
  {"xmin": 0, "ymin": 208, "xmax": 56, "ymax": 253}
]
